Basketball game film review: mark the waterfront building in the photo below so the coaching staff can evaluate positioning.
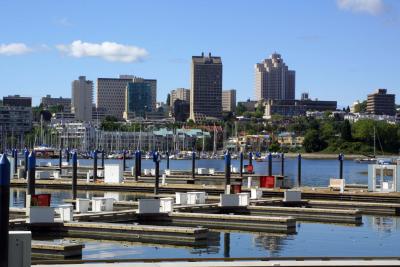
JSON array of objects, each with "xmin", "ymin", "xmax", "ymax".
[
  {"xmin": 344, "ymin": 113, "xmax": 399, "ymax": 124},
  {"xmin": 170, "ymin": 88, "xmax": 190, "ymax": 107},
  {"xmin": 41, "ymin": 95, "xmax": 71, "ymax": 113},
  {"xmin": 264, "ymin": 97, "xmax": 337, "ymax": 119},
  {"xmin": 53, "ymin": 122, "xmax": 95, "ymax": 151},
  {"xmin": 123, "ymin": 79, "xmax": 152, "ymax": 120},
  {"xmin": 3, "ymin": 95, "xmax": 32, "ymax": 107},
  {"xmin": 277, "ymin": 132, "xmax": 304, "ymax": 148},
  {"xmin": 0, "ymin": 105, "xmax": 32, "ymax": 150},
  {"xmin": 71, "ymin": 76, "xmax": 93, "ymax": 121},
  {"xmin": 222, "ymin": 89, "xmax": 236, "ymax": 112},
  {"xmin": 255, "ymin": 53, "xmax": 295, "ymax": 101},
  {"xmin": 190, "ymin": 52, "xmax": 222, "ymax": 121},
  {"xmin": 366, "ymin": 89, "xmax": 396, "ymax": 116},
  {"xmin": 97, "ymin": 75, "xmax": 157, "ymax": 120}
]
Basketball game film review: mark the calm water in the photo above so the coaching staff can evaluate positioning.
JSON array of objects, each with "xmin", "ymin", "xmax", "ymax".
[
  {"xmin": 36, "ymin": 158, "xmax": 368, "ymax": 186},
  {"xmin": 13, "ymin": 159, "xmax": 399, "ymax": 258}
]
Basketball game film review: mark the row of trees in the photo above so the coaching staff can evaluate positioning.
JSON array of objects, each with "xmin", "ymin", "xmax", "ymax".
[{"xmin": 302, "ymin": 118, "xmax": 400, "ymax": 154}]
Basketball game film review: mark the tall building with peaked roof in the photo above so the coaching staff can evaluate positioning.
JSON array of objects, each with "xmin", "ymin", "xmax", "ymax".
[{"xmin": 255, "ymin": 53, "xmax": 295, "ymax": 101}]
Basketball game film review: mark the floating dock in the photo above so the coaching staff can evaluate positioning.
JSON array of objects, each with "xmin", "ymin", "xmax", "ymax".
[{"xmin": 32, "ymin": 240, "xmax": 84, "ymax": 259}]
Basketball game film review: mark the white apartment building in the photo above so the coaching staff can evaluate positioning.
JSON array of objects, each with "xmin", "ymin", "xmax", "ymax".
[
  {"xmin": 222, "ymin": 89, "xmax": 236, "ymax": 112},
  {"xmin": 170, "ymin": 88, "xmax": 190, "ymax": 107},
  {"xmin": 71, "ymin": 76, "xmax": 93, "ymax": 121}
]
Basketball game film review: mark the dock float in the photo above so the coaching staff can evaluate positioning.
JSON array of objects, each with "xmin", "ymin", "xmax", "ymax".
[
  {"xmin": 32, "ymin": 257, "xmax": 400, "ymax": 266},
  {"xmin": 32, "ymin": 240, "xmax": 84, "ymax": 259},
  {"xmin": 307, "ymin": 200, "xmax": 400, "ymax": 216},
  {"xmin": 144, "ymin": 212, "xmax": 296, "ymax": 234},
  {"xmin": 62, "ymin": 221, "xmax": 210, "ymax": 246},
  {"xmin": 243, "ymin": 206, "xmax": 362, "ymax": 225}
]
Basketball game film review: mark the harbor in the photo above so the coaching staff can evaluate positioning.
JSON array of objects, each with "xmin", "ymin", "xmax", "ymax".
[{"xmin": 1, "ymin": 150, "xmax": 400, "ymax": 267}]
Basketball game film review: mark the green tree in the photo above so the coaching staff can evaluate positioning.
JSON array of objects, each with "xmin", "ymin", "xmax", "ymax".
[
  {"xmin": 166, "ymin": 93, "xmax": 171, "ymax": 106},
  {"xmin": 341, "ymin": 119, "xmax": 352, "ymax": 141},
  {"xmin": 303, "ymin": 129, "xmax": 326, "ymax": 152},
  {"xmin": 235, "ymin": 103, "xmax": 246, "ymax": 116},
  {"xmin": 353, "ymin": 101, "xmax": 367, "ymax": 113}
]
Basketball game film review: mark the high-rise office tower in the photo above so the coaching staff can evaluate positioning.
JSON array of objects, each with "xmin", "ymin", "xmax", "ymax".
[
  {"xmin": 71, "ymin": 76, "xmax": 93, "ymax": 121},
  {"xmin": 255, "ymin": 53, "xmax": 295, "ymax": 101},
  {"xmin": 97, "ymin": 75, "xmax": 156, "ymax": 120},
  {"xmin": 190, "ymin": 52, "xmax": 222, "ymax": 121},
  {"xmin": 170, "ymin": 88, "xmax": 190, "ymax": 107},
  {"xmin": 123, "ymin": 79, "xmax": 152, "ymax": 120},
  {"xmin": 222, "ymin": 89, "xmax": 236, "ymax": 112}
]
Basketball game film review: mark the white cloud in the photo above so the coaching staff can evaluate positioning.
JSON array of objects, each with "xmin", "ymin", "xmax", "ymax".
[
  {"xmin": 0, "ymin": 43, "xmax": 32, "ymax": 56},
  {"xmin": 56, "ymin": 40, "xmax": 148, "ymax": 63},
  {"xmin": 337, "ymin": 0, "xmax": 386, "ymax": 15}
]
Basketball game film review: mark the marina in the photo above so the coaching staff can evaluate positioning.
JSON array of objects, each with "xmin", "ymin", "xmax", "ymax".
[{"xmin": 2, "ymin": 153, "xmax": 400, "ymax": 266}]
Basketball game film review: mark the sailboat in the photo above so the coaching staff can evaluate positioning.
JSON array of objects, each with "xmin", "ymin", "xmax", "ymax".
[{"xmin": 355, "ymin": 126, "xmax": 378, "ymax": 164}]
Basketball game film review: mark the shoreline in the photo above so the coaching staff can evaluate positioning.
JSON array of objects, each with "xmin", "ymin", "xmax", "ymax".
[{"xmin": 284, "ymin": 153, "xmax": 398, "ymax": 160}]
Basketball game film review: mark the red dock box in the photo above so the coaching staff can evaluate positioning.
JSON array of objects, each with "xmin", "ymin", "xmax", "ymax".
[{"xmin": 260, "ymin": 176, "xmax": 275, "ymax": 188}]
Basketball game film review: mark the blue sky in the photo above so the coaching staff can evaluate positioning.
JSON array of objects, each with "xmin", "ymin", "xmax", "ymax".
[{"xmin": 0, "ymin": 0, "xmax": 399, "ymax": 107}]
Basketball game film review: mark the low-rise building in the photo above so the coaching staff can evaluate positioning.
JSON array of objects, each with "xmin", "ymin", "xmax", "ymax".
[
  {"xmin": 41, "ymin": 95, "xmax": 71, "ymax": 112},
  {"xmin": 264, "ymin": 98, "xmax": 337, "ymax": 119},
  {"xmin": 277, "ymin": 132, "xmax": 304, "ymax": 148},
  {"xmin": 3, "ymin": 95, "xmax": 32, "ymax": 107}
]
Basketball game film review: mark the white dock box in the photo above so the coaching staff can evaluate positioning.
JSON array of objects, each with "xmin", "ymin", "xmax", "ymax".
[
  {"xmin": 62, "ymin": 162, "xmax": 69, "ymax": 167},
  {"xmin": 58, "ymin": 204, "xmax": 73, "ymax": 222},
  {"xmin": 53, "ymin": 171, "xmax": 60, "ymax": 179},
  {"xmin": 220, "ymin": 194, "xmax": 239, "ymax": 207},
  {"xmin": 104, "ymin": 163, "xmax": 123, "ymax": 183},
  {"xmin": 150, "ymin": 169, "xmax": 156, "ymax": 176},
  {"xmin": 165, "ymin": 169, "xmax": 171, "ymax": 176},
  {"xmin": 187, "ymin": 191, "xmax": 206, "ymax": 204},
  {"xmin": 27, "ymin": 207, "xmax": 54, "ymax": 223},
  {"xmin": 76, "ymin": 198, "xmax": 90, "ymax": 213},
  {"xmin": 175, "ymin": 192, "xmax": 188, "ymax": 205},
  {"xmin": 144, "ymin": 169, "xmax": 151, "ymax": 176},
  {"xmin": 284, "ymin": 190, "xmax": 302, "ymax": 202},
  {"xmin": 92, "ymin": 197, "xmax": 114, "ymax": 212},
  {"xmin": 238, "ymin": 193, "xmax": 250, "ymax": 206},
  {"xmin": 35, "ymin": 171, "xmax": 51, "ymax": 179},
  {"xmin": 197, "ymin": 168, "xmax": 207, "ymax": 175},
  {"xmin": 17, "ymin": 167, "xmax": 25, "ymax": 179},
  {"xmin": 208, "ymin": 168, "xmax": 215, "ymax": 175},
  {"xmin": 251, "ymin": 188, "xmax": 263, "ymax": 199},
  {"xmin": 138, "ymin": 199, "xmax": 160, "ymax": 214},
  {"xmin": 9, "ymin": 231, "xmax": 31, "ymax": 267},
  {"xmin": 104, "ymin": 192, "xmax": 122, "ymax": 202},
  {"xmin": 160, "ymin": 197, "xmax": 174, "ymax": 213}
]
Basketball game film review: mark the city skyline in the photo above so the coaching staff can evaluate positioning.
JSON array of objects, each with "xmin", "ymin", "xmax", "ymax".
[{"xmin": 1, "ymin": 0, "xmax": 400, "ymax": 107}]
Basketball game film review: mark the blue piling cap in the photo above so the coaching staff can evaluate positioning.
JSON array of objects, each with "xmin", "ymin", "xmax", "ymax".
[
  {"xmin": 93, "ymin": 150, "xmax": 97, "ymax": 157},
  {"xmin": 248, "ymin": 152, "xmax": 252, "ymax": 157},
  {"xmin": 72, "ymin": 151, "xmax": 78, "ymax": 163},
  {"xmin": 153, "ymin": 152, "xmax": 161, "ymax": 163},
  {"xmin": 0, "ymin": 154, "xmax": 11, "ymax": 186},
  {"xmin": 224, "ymin": 152, "xmax": 231, "ymax": 163},
  {"xmin": 28, "ymin": 151, "xmax": 36, "ymax": 170},
  {"xmin": 24, "ymin": 148, "xmax": 29, "ymax": 156},
  {"xmin": 298, "ymin": 153, "xmax": 302, "ymax": 158}
]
